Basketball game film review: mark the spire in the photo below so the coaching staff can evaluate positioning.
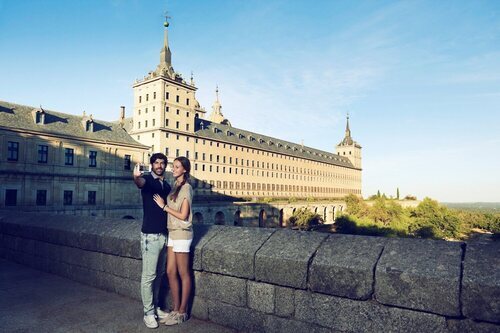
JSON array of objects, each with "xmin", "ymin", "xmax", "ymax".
[
  {"xmin": 159, "ymin": 14, "xmax": 172, "ymax": 68},
  {"xmin": 209, "ymin": 85, "xmax": 230, "ymax": 125},
  {"xmin": 215, "ymin": 85, "xmax": 220, "ymax": 103},
  {"xmin": 345, "ymin": 112, "xmax": 351, "ymax": 138}
]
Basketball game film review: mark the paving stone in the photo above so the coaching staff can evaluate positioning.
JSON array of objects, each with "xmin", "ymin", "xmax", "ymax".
[
  {"xmin": 255, "ymin": 229, "xmax": 327, "ymax": 288},
  {"xmin": 375, "ymin": 238, "xmax": 462, "ymax": 316},
  {"xmin": 310, "ymin": 234, "xmax": 386, "ymax": 300}
]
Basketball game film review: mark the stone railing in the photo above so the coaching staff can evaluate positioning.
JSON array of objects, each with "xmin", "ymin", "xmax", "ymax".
[{"xmin": 0, "ymin": 212, "xmax": 498, "ymax": 333}]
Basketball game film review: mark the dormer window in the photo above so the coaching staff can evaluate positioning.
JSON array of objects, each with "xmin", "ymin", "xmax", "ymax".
[
  {"xmin": 238, "ymin": 133, "xmax": 245, "ymax": 139},
  {"xmin": 81, "ymin": 113, "xmax": 94, "ymax": 132},
  {"xmin": 31, "ymin": 107, "xmax": 46, "ymax": 125}
]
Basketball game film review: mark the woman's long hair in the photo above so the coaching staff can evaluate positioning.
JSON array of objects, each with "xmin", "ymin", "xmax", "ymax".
[{"xmin": 170, "ymin": 156, "xmax": 191, "ymax": 202}]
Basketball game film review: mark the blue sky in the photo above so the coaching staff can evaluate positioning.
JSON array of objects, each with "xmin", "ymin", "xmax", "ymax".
[{"xmin": 1, "ymin": 0, "xmax": 499, "ymax": 202}]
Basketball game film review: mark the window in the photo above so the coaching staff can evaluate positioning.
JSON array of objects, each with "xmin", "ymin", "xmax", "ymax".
[
  {"xmin": 202, "ymin": 153, "xmax": 206, "ymax": 161},
  {"xmin": 145, "ymin": 108, "xmax": 148, "ymax": 114},
  {"xmin": 176, "ymin": 95, "xmax": 179, "ymax": 103},
  {"xmin": 166, "ymin": 106, "xmax": 169, "ymax": 112},
  {"xmin": 65, "ymin": 148, "xmax": 74, "ymax": 165},
  {"xmin": 166, "ymin": 119, "xmax": 169, "ymax": 126},
  {"xmin": 186, "ymin": 98, "xmax": 190, "ymax": 105},
  {"xmin": 37, "ymin": 145, "xmax": 48, "ymax": 163},
  {"xmin": 7, "ymin": 141, "xmax": 19, "ymax": 161},
  {"xmin": 176, "ymin": 121, "xmax": 179, "ymax": 129},
  {"xmin": 176, "ymin": 109, "xmax": 180, "ymax": 115},
  {"xmin": 153, "ymin": 106, "xmax": 155, "ymax": 112},
  {"xmin": 139, "ymin": 96, "xmax": 142, "ymax": 103},
  {"xmin": 195, "ymin": 164, "xmax": 198, "ymax": 171},
  {"xmin": 165, "ymin": 148, "xmax": 169, "ymax": 156},
  {"xmin": 138, "ymin": 122, "xmax": 141, "ymax": 129},
  {"xmin": 176, "ymin": 149, "xmax": 180, "ymax": 157},
  {"xmin": 146, "ymin": 94, "xmax": 149, "ymax": 101},
  {"xmin": 186, "ymin": 151, "xmax": 190, "ymax": 159},
  {"xmin": 153, "ymin": 92, "xmax": 157, "ymax": 99},
  {"xmin": 5, "ymin": 189, "xmax": 17, "ymax": 206},
  {"xmin": 89, "ymin": 151, "xmax": 97, "ymax": 167},
  {"xmin": 145, "ymin": 120, "xmax": 148, "ymax": 128},
  {"xmin": 36, "ymin": 190, "xmax": 47, "ymax": 206},
  {"xmin": 195, "ymin": 152, "xmax": 199, "ymax": 160},
  {"xmin": 64, "ymin": 190, "xmax": 73, "ymax": 205},
  {"xmin": 88, "ymin": 191, "xmax": 96, "ymax": 205},
  {"xmin": 186, "ymin": 124, "xmax": 190, "ymax": 131},
  {"xmin": 124, "ymin": 155, "xmax": 131, "ymax": 170},
  {"xmin": 186, "ymin": 111, "xmax": 190, "ymax": 117},
  {"xmin": 166, "ymin": 92, "xmax": 169, "ymax": 99},
  {"xmin": 202, "ymin": 164, "xmax": 205, "ymax": 171}
]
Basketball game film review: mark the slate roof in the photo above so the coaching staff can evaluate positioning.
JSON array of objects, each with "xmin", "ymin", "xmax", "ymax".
[
  {"xmin": 194, "ymin": 118, "xmax": 357, "ymax": 169},
  {"xmin": 0, "ymin": 101, "xmax": 146, "ymax": 147}
]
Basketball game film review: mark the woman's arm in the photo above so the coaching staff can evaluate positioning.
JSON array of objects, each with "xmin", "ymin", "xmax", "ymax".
[{"xmin": 153, "ymin": 194, "xmax": 190, "ymax": 220}]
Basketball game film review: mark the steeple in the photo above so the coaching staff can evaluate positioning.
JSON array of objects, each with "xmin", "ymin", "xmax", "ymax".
[
  {"xmin": 345, "ymin": 113, "xmax": 351, "ymax": 139},
  {"xmin": 156, "ymin": 14, "xmax": 175, "ymax": 78},
  {"xmin": 209, "ymin": 85, "xmax": 230, "ymax": 125}
]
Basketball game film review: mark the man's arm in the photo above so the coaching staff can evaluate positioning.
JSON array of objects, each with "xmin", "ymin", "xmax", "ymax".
[{"xmin": 133, "ymin": 163, "xmax": 146, "ymax": 188}]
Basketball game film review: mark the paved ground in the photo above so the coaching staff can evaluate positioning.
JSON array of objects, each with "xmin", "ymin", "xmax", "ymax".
[{"xmin": 0, "ymin": 259, "xmax": 235, "ymax": 333}]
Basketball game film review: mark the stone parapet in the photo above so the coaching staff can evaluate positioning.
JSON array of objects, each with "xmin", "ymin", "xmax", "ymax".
[{"xmin": 0, "ymin": 212, "xmax": 499, "ymax": 332}]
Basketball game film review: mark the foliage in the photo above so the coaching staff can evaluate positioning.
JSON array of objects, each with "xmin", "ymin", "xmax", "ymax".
[
  {"xmin": 335, "ymin": 195, "xmax": 498, "ymax": 241},
  {"xmin": 404, "ymin": 195, "xmax": 417, "ymax": 200},
  {"xmin": 287, "ymin": 208, "xmax": 324, "ymax": 231}
]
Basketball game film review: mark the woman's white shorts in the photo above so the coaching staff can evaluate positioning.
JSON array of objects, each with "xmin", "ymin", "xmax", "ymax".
[{"xmin": 167, "ymin": 236, "xmax": 192, "ymax": 253}]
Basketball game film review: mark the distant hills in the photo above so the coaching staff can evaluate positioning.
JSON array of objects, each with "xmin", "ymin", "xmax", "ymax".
[{"xmin": 442, "ymin": 202, "xmax": 500, "ymax": 214}]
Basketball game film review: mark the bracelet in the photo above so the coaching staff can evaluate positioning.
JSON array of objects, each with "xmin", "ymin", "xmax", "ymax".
[{"xmin": 162, "ymin": 204, "xmax": 167, "ymax": 211}]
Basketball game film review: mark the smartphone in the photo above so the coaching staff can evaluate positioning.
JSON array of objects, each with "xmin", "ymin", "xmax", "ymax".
[{"xmin": 139, "ymin": 164, "xmax": 145, "ymax": 173}]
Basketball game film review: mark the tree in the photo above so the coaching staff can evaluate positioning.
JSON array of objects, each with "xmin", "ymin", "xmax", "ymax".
[
  {"xmin": 377, "ymin": 190, "xmax": 381, "ymax": 198},
  {"xmin": 396, "ymin": 187, "xmax": 400, "ymax": 200},
  {"xmin": 287, "ymin": 208, "xmax": 323, "ymax": 230}
]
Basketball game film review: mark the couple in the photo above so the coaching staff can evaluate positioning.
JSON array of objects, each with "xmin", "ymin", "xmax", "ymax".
[{"xmin": 133, "ymin": 153, "xmax": 194, "ymax": 329}]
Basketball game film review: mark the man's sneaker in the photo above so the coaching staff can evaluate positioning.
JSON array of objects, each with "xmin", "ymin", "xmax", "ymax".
[
  {"xmin": 163, "ymin": 312, "xmax": 188, "ymax": 326},
  {"xmin": 143, "ymin": 314, "xmax": 158, "ymax": 329},
  {"xmin": 157, "ymin": 308, "xmax": 177, "ymax": 322}
]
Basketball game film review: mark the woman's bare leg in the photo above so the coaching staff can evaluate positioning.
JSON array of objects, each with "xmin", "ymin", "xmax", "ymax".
[
  {"xmin": 166, "ymin": 246, "xmax": 180, "ymax": 311},
  {"xmin": 175, "ymin": 252, "xmax": 191, "ymax": 314}
]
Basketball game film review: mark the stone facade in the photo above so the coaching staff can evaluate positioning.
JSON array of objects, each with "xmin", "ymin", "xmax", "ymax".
[
  {"xmin": 1, "ymin": 212, "xmax": 498, "ymax": 333},
  {"xmin": 0, "ymin": 102, "xmax": 149, "ymax": 217}
]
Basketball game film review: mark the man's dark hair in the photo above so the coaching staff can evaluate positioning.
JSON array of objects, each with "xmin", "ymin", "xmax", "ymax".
[{"xmin": 149, "ymin": 153, "xmax": 168, "ymax": 165}]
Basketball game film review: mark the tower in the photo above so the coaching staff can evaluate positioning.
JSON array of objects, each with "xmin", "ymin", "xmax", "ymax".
[
  {"xmin": 130, "ymin": 14, "xmax": 205, "ymax": 156},
  {"xmin": 208, "ymin": 86, "xmax": 231, "ymax": 125},
  {"xmin": 335, "ymin": 114, "xmax": 362, "ymax": 169}
]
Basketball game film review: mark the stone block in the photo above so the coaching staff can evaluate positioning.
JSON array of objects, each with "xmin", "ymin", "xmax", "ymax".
[
  {"xmin": 208, "ymin": 300, "xmax": 266, "ymax": 333},
  {"xmin": 192, "ymin": 225, "xmax": 225, "ymax": 271},
  {"xmin": 375, "ymin": 238, "xmax": 462, "ymax": 316},
  {"xmin": 247, "ymin": 280, "xmax": 274, "ymax": 314},
  {"xmin": 255, "ymin": 229, "xmax": 327, "ymax": 288},
  {"xmin": 310, "ymin": 234, "xmax": 386, "ymax": 300},
  {"xmin": 295, "ymin": 290, "xmax": 447, "ymax": 333},
  {"xmin": 275, "ymin": 285, "xmax": 295, "ymax": 317},
  {"xmin": 202, "ymin": 227, "xmax": 274, "ymax": 279},
  {"xmin": 446, "ymin": 319, "xmax": 500, "ymax": 333},
  {"xmin": 462, "ymin": 241, "xmax": 500, "ymax": 323},
  {"xmin": 191, "ymin": 296, "xmax": 209, "ymax": 320},
  {"xmin": 101, "ymin": 253, "xmax": 141, "ymax": 281},
  {"xmin": 195, "ymin": 271, "xmax": 247, "ymax": 306},
  {"xmin": 263, "ymin": 315, "xmax": 333, "ymax": 333}
]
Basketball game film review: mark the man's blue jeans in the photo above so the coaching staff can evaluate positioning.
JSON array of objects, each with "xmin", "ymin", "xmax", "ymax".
[{"xmin": 140, "ymin": 232, "xmax": 167, "ymax": 315}]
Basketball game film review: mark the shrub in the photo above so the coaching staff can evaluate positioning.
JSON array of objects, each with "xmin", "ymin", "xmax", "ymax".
[{"xmin": 288, "ymin": 208, "xmax": 324, "ymax": 230}]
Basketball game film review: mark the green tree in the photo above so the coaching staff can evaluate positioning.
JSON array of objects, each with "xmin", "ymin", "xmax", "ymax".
[
  {"xmin": 288, "ymin": 208, "xmax": 323, "ymax": 230},
  {"xmin": 396, "ymin": 188, "xmax": 400, "ymax": 200},
  {"xmin": 377, "ymin": 190, "xmax": 381, "ymax": 198},
  {"xmin": 344, "ymin": 194, "xmax": 369, "ymax": 217}
]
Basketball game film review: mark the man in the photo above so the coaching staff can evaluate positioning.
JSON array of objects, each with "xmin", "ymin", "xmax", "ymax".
[{"xmin": 133, "ymin": 153, "xmax": 171, "ymax": 329}]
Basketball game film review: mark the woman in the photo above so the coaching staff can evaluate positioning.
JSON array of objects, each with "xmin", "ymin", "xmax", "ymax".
[{"xmin": 153, "ymin": 156, "xmax": 193, "ymax": 326}]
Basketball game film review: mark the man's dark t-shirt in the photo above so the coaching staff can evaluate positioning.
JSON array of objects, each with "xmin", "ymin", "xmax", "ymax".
[{"xmin": 140, "ymin": 173, "xmax": 171, "ymax": 234}]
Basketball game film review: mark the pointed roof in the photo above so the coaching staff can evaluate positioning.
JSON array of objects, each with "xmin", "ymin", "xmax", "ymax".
[
  {"xmin": 338, "ymin": 113, "xmax": 361, "ymax": 148},
  {"xmin": 156, "ymin": 14, "xmax": 175, "ymax": 78},
  {"xmin": 209, "ymin": 86, "xmax": 230, "ymax": 125}
]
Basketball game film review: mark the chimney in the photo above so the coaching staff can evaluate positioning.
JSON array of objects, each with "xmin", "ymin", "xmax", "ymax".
[
  {"xmin": 31, "ymin": 106, "xmax": 46, "ymax": 125},
  {"xmin": 120, "ymin": 106, "xmax": 125, "ymax": 128},
  {"xmin": 82, "ymin": 112, "xmax": 94, "ymax": 132}
]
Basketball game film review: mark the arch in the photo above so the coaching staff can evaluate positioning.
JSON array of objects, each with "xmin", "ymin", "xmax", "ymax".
[
  {"xmin": 122, "ymin": 215, "xmax": 135, "ymax": 220},
  {"xmin": 279, "ymin": 209, "xmax": 284, "ymax": 227},
  {"xmin": 234, "ymin": 210, "xmax": 243, "ymax": 226},
  {"xmin": 259, "ymin": 209, "xmax": 267, "ymax": 228},
  {"xmin": 193, "ymin": 212, "xmax": 204, "ymax": 224},
  {"xmin": 323, "ymin": 207, "xmax": 327, "ymax": 222},
  {"xmin": 215, "ymin": 211, "xmax": 225, "ymax": 225},
  {"xmin": 330, "ymin": 206, "xmax": 336, "ymax": 222}
]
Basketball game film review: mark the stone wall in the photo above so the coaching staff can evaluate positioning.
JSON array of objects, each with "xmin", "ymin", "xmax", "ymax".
[{"xmin": 0, "ymin": 212, "xmax": 498, "ymax": 333}]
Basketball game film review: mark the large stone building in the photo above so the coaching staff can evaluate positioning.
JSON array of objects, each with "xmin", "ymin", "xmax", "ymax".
[
  {"xmin": 0, "ymin": 16, "xmax": 362, "ymax": 218},
  {"xmin": 0, "ymin": 102, "xmax": 149, "ymax": 216},
  {"xmin": 129, "ymin": 17, "xmax": 362, "ymax": 200}
]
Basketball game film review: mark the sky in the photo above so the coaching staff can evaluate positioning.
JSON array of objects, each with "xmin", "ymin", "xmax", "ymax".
[{"xmin": 0, "ymin": 0, "xmax": 499, "ymax": 202}]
